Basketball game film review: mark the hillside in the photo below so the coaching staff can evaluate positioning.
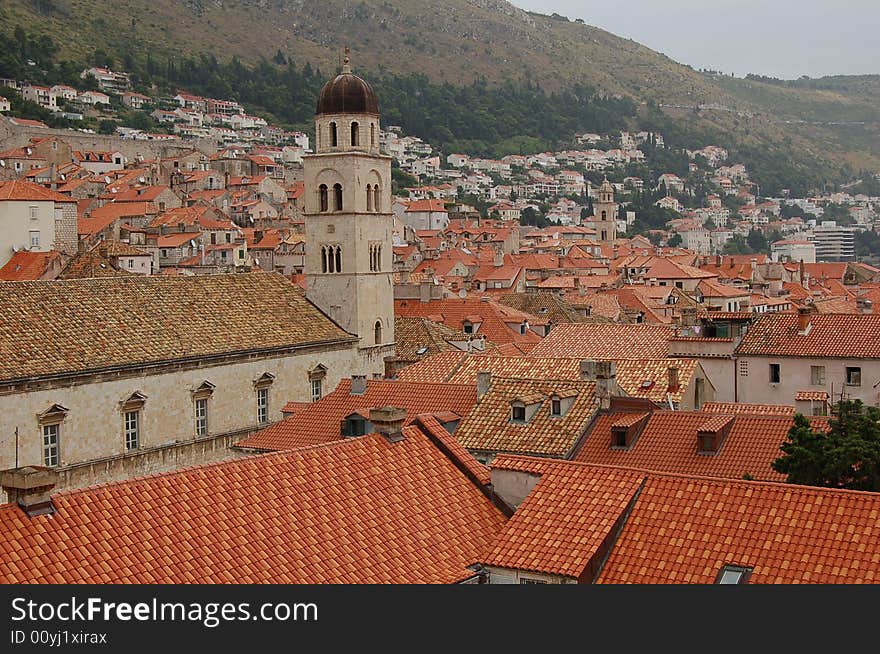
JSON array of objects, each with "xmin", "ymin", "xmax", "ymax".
[{"xmin": 2, "ymin": 0, "xmax": 879, "ymax": 187}]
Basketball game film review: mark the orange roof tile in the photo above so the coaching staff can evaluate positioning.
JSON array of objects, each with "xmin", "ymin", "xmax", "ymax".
[
  {"xmin": 455, "ymin": 377, "xmax": 599, "ymax": 457},
  {"xmin": 0, "ymin": 180, "xmax": 74, "ymax": 203},
  {"xmin": 236, "ymin": 379, "xmax": 477, "ymax": 451},
  {"xmin": 736, "ymin": 313, "xmax": 880, "ymax": 358},
  {"xmin": 528, "ymin": 323, "xmax": 674, "ymax": 359},
  {"xmin": 0, "ymin": 251, "xmax": 62, "ymax": 281},
  {"xmin": 0, "ymin": 428, "xmax": 506, "ymax": 583}
]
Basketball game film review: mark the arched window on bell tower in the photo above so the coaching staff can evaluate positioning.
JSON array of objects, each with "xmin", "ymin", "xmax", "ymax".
[
  {"xmin": 333, "ymin": 183, "xmax": 343, "ymax": 211},
  {"xmin": 371, "ymin": 123, "xmax": 376, "ymax": 149},
  {"xmin": 321, "ymin": 246, "xmax": 328, "ymax": 273},
  {"xmin": 601, "ymin": 210, "xmax": 607, "ymax": 220},
  {"xmin": 374, "ymin": 320, "xmax": 382, "ymax": 345},
  {"xmin": 366, "ymin": 184, "xmax": 373, "ymax": 212},
  {"xmin": 335, "ymin": 246, "xmax": 342, "ymax": 273},
  {"xmin": 330, "ymin": 122, "xmax": 338, "ymax": 147},
  {"xmin": 373, "ymin": 185, "xmax": 381, "ymax": 212},
  {"xmin": 351, "ymin": 121, "xmax": 360, "ymax": 147},
  {"xmin": 319, "ymin": 184, "xmax": 329, "ymax": 212}
]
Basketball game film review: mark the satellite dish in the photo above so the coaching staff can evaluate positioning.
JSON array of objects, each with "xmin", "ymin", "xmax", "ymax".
[
  {"xmin": 458, "ymin": 289, "xmax": 467, "ymax": 299},
  {"xmin": 12, "ymin": 245, "xmax": 19, "ymax": 252},
  {"xmin": 189, "ymin": 240, "xmax": 196, "ymax": 248},
  {"xmin": 254, "ymin": 258, "xmax": 260, "ymax": 266}
]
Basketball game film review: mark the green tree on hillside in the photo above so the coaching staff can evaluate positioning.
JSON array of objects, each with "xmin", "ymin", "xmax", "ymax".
[{"xmin": 772, "ymin": 401, "xmax": 880, "ymax": 491}]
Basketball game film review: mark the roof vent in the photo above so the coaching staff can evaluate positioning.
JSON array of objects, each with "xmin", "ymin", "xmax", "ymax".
[
  {"xmin": 0, "ymin": 467, "xmax": 59, "ymax": 517},
  {"xmin": 350, "ymin": 374, "xmax": 368, "ymax": 396},
  {"xmin": 369, "ymin": 406, "xmax": 407, "ymax": 443}
]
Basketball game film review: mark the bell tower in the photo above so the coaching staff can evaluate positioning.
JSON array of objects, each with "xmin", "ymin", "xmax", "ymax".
[
  {"xmin": 304, "ymin": 51, "xmax": 394, "ymax": 372},
  {"xmin": 593, "ymin": 177, "xmax": 617, "ymax": 244}
]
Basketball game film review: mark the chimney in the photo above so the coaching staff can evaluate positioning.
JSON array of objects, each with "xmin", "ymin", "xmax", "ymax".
[
  {"xmin": 797, "ymin": 306, "xmax": 813, "ymax": 335},
  {"xmin": 419, "ymin": 282, "xmax": 432, "ymax": 303},
  {"xmin": 579, "ymin": 359, "xmax": 597, "ymax": 381},
  {"xmin": 667, "ymin": 366, "xmax": 680, "ymax": 390},
  {"xmin": 799, "ymin": 258, "xmax": 805, "ymax": 285},
  {"xmin": 493, "ymin": 248, "xmax": 504, "ymax": 267},
  {"xmin": 369, "ymin": 406, "xmax": 407, "ymax": 443},
  {"xmin": 856, "ymin": 298, "xmax": 873, "ymax": 315},
  {"xmin": 1, "ymin": 467, "xmax": 59, "ymax": 517},
  {"xmin": 350, "ymin": 374, "xmax": 368, "ymax": 395},
  {"xmin": 678, "ymin": 306, "xmax": 697, "ymax": 328},
  {"xmin": 715, "ymin": 254, "xmax": 722, "ymax": 266},
  {"xmin": 476, "ymin": 371, "xmax": 492, "ymax": 401},
  {"xmin": 594, "ymin": 361, "xmax": 617, "ymax": 410}
]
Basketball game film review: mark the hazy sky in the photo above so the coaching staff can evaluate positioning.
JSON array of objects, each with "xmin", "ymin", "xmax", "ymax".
[{"xmin": 512, "ymin": 1, "xmax": 880, "ymax": 79}]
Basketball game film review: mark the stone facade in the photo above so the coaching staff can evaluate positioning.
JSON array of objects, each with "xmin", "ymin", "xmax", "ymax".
[
  {"xmin": 0, "ymin": 342, "xmax": 357, "ymax": 491},
  {"xmin": 304, "ymin": 79, "xmax": 395, "ymax": 375}
]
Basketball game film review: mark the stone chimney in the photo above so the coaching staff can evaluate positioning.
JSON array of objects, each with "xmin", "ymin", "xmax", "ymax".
[
  {"xmin": 594, "ymin": 361, "xmax": 617, "ymax": 410},
  {"xmin": 477, "ymin": 371, "xmax": 492, "ymax": 401},
  {"xmin": 419, "ymin": 282, "xmax": 432, "ymax": 303},
  {"xmin": 493, "ymin": 248, "xmax": 504, "ymax": 267},
  {"xmin": 799, "ymin": 259, "xmax": 805, "ymax": 285},
  {"xmin": 715, "ymin": 254, "xmax": 722, "ymax": 267},
  {"xmin": 350, "ymin": 374, "xmax": 368, "ymax": 396},
  {"xmin": 797, "ymin": 305, "xmax": 813, "ymax": 335},
  {"xmin": 0, "ymin": 467, "xmax": 59, "ymax": 517},
  {"xmin": 679, "ymin": 306, "xmax": 697, "ymax": 328},
  {"xmin": 369, "ymin": 407, "xmax": 407, "ymax": 443},
  {"xmin": 579, "ymin": 359, "xmax": 597, "ymax": 381},
  {"xmin": 667, "ymin": 366, "xmax": 680, "ymax": 390}
]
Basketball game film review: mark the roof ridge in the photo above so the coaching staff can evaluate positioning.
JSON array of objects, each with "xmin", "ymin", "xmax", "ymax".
[{"xmin": 492, "ymin": 454, "xmax": 880, "ymax": 499}]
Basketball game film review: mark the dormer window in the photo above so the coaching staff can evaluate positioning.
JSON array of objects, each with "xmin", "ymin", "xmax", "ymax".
[
  {"xmin": 551, "ymin": 398, "xmax": 561, "ymax": 416},
  {"xmin": 511, "ymin": 404, "xmax": 526, "ymax": 422},
  {"xmin": 463, "ymin": 321, "xmax": 474, "ymax": 334},
  {"xmin": 697, "ymin": 415, "xmax": 734, "ymax": 455}
]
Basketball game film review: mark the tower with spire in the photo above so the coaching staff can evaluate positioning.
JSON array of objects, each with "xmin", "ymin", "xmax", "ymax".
[
  {"xmin": 593, "ymin": 177, "xmax": 618, "ymax": 243},
  {"xmin": 303, "ymin": 50, "xmax": 394, "ymax": 375}
]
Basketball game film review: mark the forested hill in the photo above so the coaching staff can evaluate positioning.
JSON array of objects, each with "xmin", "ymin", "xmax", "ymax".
[{"xmin": 1, "ymin": 0, "xmax": 878, "ymax": 195}]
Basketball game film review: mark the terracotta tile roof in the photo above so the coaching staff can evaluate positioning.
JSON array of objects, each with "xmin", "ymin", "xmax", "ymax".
[
  {"xmin": 0, "ymin": 429, "xmax": 506, "ymax": 583},
  {"xmin": 572, "ymin": 410, "xmax": 812, "ymax": 481},
  {"xmin": 0, "ymin": 273, "xmax": 352, "ymax": 382},
  {"xmin": 236, "ymin": 378, "xmax": 477, "ymax": 451},
  {"xmin": 701, "ymin": 402, "xmax": 795, "ymax": 416},
  {"xmin": 528, "ymin": 323, "xmax": 674, "ymax": 359},
  {"xmin": 415, "ymin": 414, "xmax": 492, "ymax": 486},
  {"xmin": 454, "ymin": 377, "xmax": 598, "ymax": 457},
  {"xmin": 88, "ymin": 201, "xmax": 155, "ymax": 221},
  {"xmin": 794, "ymin": 390, "xmax": 829, "ymax": 401},
  {"xmin": 396, "ymin": 353, "xmax": 699, "ymax": 406},
  {"xmin": 0, "ymin": 251, "xmax": 62, "ymax": 281},
  {"xmin": 485, "ymin": 456, "xmax": 880, "ymax": 583},
  {"xmin": 57, "ymin": 248, "xmax": 131, "ymax": 280},
  {"xmin": 0, "ymin": 180, "xmax": 75, "ymax": 203},
  {"xmin": 112, "ymin": 186, "xmax": 172, "ymax": 202},
  {"xmin": 598, "ymin": 471, "xmax": 880, "ymax": 583},
  {"xmin": 498, "ymin": 292, "xmax": 600, "ymax": 324},
  {"xmin": 101, "ymin": 240, "xmax": 150, "ymax": 257},
  {"xmin": 393, "ymin": 316, "xmax": 485, "ymax": 362},
  {"xmin": 482, "ymin": 459, "xmax": 644, "ymax": 578},
  {"xmin": 395, "ymin": 298, "xmax": 543, "ymax": 347},
  {"xmin": 736, "ymin": 313, "xmax": 880, "ymax": 358}
]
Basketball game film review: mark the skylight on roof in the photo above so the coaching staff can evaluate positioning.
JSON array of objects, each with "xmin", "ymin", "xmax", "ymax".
[
  {"xmin": 416, "ymin": 346, "xmax": 428, "ymax": 355},
  {"xmin": 717, "ymin": 565, "xmax": 752, "ymax": 584}
]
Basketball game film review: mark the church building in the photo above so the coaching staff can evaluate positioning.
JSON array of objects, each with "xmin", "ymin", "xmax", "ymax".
[
  {"xmin": 593, "ymin": 178, "xmax": 617, "ymax": 244},
  {"xmin": 304, "ymin": 51, "xmax": 396, "ymax": 377}
]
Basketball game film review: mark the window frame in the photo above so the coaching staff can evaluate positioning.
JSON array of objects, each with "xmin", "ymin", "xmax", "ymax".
[
  {"xmin": 42, "ymin": 423, "xmax": 60, "ymax": 467},
  {"xmin": 845, "ymin": 366, "xmax": 862, "ymax": 387},
  {"xmin": 124, "ymin": 409, "xmax": 140, "ymax": 450},
  {"xmin": 769, "ymin": 363, "xmax": 781, "ymax": 384},
  {"xmin": 810, "ymin": 365, "xmax": 826, "ymax": 386},
  {"xmin": 716, "ymin": 564, "xmax": 753, "ymax": 585},
  {"xmin": 310, "ymin": 378, "xmax": 323, "ymax": 403},
  {"xmin": 256, "ymin": 387, "xmax": 270, "ymax": 425},
  {"xmin": 511, "ymin": 405, "xmax": 526, "ymax": 423},
  {"xmin": 194, "ymin": 397, "xmax": 209, "ymax": 437}
]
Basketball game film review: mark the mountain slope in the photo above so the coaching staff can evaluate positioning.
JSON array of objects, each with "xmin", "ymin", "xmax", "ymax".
[{"xmin": 2, "ymin": 0, "xmax": 878, "ymax": 177}]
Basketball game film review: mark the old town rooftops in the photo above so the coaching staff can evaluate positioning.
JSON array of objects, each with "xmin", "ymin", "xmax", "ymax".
[{"xmin": 0, "ymin": 272, "xmax": 353, "ymax": 382}]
